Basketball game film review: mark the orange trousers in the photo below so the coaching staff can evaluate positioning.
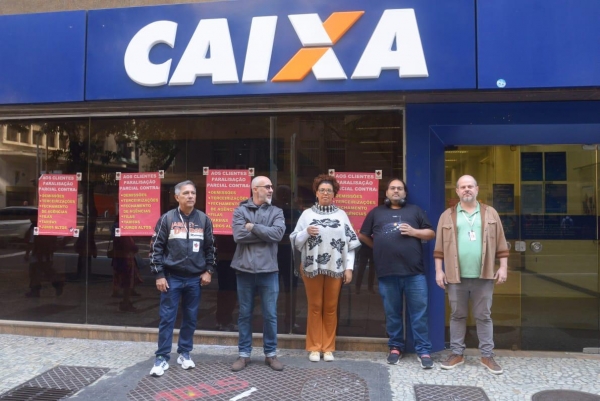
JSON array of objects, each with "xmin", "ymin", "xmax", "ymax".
[{"xmin": 302, "ymin": 272, "xmax": 343, "ymax": 352}]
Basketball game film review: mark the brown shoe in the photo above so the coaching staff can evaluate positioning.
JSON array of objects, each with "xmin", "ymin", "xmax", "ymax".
[
  {"xmin": 265, "ymin": 356, "xmax": 284, "ymax": 371},
  {"xmin": 231, "ymin": 357, "xmax": 250, "ymax": 372},
  {"xmin": 481, "ymin": 356, "xmax": 503, "ymax": 374},
  {"xmin": 440, "ymin": 353, "xmax": 464, "ymax": 370}
]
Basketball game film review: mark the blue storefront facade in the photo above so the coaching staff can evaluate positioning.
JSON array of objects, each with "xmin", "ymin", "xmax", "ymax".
[{"xmin": 0, "ymin": 0, "xmax": 598, "ymax": 353}]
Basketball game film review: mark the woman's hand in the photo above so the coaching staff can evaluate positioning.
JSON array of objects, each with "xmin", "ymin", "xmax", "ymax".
[
  {"xmin": 307, "ymin": 225, "xmax": 319, "ymax": 236},
  {"xmin": 343, "ymin": 269, "xmax": 353, "ymax": 285}
]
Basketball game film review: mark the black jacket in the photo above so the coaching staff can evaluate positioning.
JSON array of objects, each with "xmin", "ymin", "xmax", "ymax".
[{"xmin": 149, "ymin": 207, "xmax": 215, "ymax": 279}]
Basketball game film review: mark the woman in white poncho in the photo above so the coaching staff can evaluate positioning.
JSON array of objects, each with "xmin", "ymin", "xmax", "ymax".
[{"xmin": 290, "ymin": 174, "xmax": 361, "ymax": 362}]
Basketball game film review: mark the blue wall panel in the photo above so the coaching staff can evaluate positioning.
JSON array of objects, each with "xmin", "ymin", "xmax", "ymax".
[
  {"xmin": 478, "ymin": 0, "xmax": 600, "ymax": 89},
  {"xmin": 0, "ymin": 11, "xmax": 86, "ymax": 104}
]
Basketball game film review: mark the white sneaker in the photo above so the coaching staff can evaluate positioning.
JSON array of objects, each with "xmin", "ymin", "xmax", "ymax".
[
  {"xmin": 309, "ymin": 351, "xmax": 320, "ymax": 362},
  {"xmin": 150, "ymin": 356, "xmax": 169, "ymax": 377},
  {"xmin": 177, "ymin": 352, "xmax": 195, "ymax": 370},
  {"xmin": 323, "ymin": 352, "xmax": 334, "ymax": 362}
]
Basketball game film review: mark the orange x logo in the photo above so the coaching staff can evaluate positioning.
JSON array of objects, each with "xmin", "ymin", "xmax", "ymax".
[{"xmin": 272, "ymin": 11, "xmax": 364, "ymax": 82}]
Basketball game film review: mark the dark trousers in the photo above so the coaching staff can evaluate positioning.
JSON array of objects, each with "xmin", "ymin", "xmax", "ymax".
[
  {"xmin": 215, "ymin": 261, "xmax": 237, "ymax": 326},
  {"xmin": 355, "ymin": 245, "xmax": 375, "ymax": 292}
]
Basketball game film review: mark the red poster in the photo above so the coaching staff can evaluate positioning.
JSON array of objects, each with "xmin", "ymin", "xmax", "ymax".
[
  {"xmin": 118, "ymin": 172, "xmax": 161, "ymax": 236},
  {"xmin": 333, "ymin": 172, "xmax": 379, "ymax": 232},
  {"xmin": 206, "ymin": 169, "xmax": 251, "ymax": 235},
  {"xmin": 37, "ymin": 174, "xmax": 79, "ymax": 236}
]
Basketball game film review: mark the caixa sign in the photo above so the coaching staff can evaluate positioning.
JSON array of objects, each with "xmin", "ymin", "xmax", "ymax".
[
  {"xmin": 124, "ymin": 10, "xmax": 428, "ymax": 86},
  {"xmin": 85, "ymin": 0, "xmax": 475, "ymax": 100}
]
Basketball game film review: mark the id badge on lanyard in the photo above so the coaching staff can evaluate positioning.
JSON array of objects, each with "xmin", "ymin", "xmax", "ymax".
[{"xmin": 462, "ymin": 211, "xmax": 477, "ymax": 241}]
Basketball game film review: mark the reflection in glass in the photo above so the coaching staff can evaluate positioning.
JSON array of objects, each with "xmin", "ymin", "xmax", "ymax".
[
  {"xmin": 0, "ymin": 112, "xmax": 403, "ymax": 341},
  {"xmin": 444, "ymin": 145, "xmax": 599, "ymax": 351}
]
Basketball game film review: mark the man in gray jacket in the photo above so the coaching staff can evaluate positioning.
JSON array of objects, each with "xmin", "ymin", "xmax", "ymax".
[{"xmin": 230, "ymin": 176, "xmax": 286, "ymax": 372}]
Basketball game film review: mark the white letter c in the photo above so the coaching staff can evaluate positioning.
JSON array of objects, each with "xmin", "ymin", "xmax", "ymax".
[{"xmin": 124, "ymin": 21, "xmax": 178, "ymax": 87}]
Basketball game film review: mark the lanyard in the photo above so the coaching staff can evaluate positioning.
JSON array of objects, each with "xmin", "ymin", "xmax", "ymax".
[
  {"xmin": 461, "ymin": 209, "xmax": 478, "ymax": 231},
  {"xmin": 178, "ymin": 209, "xmax": 190, "ymax": 238}
]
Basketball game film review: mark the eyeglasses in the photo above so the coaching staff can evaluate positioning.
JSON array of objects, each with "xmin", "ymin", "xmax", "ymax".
[
  {"xmin": 255, "ymin": 185, "xmax": 273, "ymax": 190},
  {"xmin": 318, "ymin": 189, "xmax": 334, "ymax": 194},
  {"xmin": 389, "ymin": 186, "xmax": 405, "ymax": 191}
]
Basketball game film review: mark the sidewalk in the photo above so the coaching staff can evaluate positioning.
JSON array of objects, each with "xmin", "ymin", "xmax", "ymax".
[{"xmin": 0, "ymin": 334, "xmax": 598, "ymax": 400}]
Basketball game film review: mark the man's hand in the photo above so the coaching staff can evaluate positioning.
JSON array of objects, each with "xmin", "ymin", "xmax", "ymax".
[
  {"xmin": 435, "ymin": 270, "xmax": 448, "ymax": 289},
  {"xmin": 156, "ymin": 278, "xmax": 169, "ymax": 293},
  {"xmin": 494, "ymin": 266, "xmax": 508, "ymax": 284},
  {"xmin": 399, "ymin": 223, "xmax": 415, "ymax": 236},
  {"xmin": 244, "ymin": 222, "xmax": 254, "ymax": 232},
  {"xmin": 200, "ymin": 271, "xmax": 212, "ymax": 286},
  {"xmin": 343, "ymin": 269, "xmax": 352, "ymax": 285}
]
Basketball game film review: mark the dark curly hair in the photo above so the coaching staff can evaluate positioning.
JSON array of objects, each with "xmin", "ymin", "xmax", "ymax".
[{"xmin": 312, "ymin": 174, "xmax": 340, "ymax": 196}]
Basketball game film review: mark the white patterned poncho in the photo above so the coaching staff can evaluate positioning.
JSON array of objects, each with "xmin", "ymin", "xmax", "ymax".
[{"xmin": 290, "ymin": 204, "xmax": 361, "ymax": 278}]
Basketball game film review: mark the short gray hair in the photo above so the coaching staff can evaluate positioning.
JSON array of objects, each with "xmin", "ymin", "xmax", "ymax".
[{"xmin": 174, "ymin": 180, "xmax": 196, "ymax": 195}]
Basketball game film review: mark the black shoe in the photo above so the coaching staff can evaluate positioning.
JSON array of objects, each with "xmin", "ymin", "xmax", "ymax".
[
  {"xmin": 418, "ymin": 354, "xmax": 434, "ymax": 369},
  {"xmin": 387, "ymin": 347, "xmax": 402, "ymax": 365}
]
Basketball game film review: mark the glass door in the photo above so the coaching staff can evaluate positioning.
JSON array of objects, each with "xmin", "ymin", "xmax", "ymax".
[
  {"xmin": 278, "ymin": 111, "xmax": 404, "ymax": 337},
  {"xmin": 444, "ymin": 145, "xmax": 599, "ymax": 351}
]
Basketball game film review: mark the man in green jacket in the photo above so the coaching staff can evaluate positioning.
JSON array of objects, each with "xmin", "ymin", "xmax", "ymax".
[{"xmin": 433, "ymin": 175, "xmax": 509, "ymax": 375}]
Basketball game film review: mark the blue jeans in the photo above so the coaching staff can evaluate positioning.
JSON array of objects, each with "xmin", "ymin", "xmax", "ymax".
[
  {"xmin": 236, "ymin": 272, "xmax": 279, "ymax": 357},
  {"xmin": 378, "ymin": 274, "xmax": 432, "ymax": 356},
  {"xmin": 156, "ymin": 274, "xmax": 201, "ymax": 361}
]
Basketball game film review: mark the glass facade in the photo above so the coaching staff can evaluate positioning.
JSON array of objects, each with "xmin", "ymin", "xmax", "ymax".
[
  {"xmin": 444, "ymin": 145, "xmax": 600, "ymax": 351},
  {"xmin": 0, "ymin": 111, "xmax": 403, "ymax": 338}
]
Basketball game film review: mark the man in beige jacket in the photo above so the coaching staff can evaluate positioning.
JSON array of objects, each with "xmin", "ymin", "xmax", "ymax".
[{"xmin": 433, "ymin": 175, "xmax": 509, "ymax": 374}]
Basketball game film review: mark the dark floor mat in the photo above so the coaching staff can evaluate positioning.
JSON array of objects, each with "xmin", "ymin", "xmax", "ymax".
[
  {"xmin": 0, "ymin": 366, "xmax": 109, "ymax": 400},
  {"xmin": 414, "ymin": 384, "xmax": 490, "ymax": 401},
  {"xmin": 129, "ymin": 361, "xmax": 369, "ymax": 401},
  {"xmin": 531, "ymin": 389, "xmax": 600, "ymax": 401}
]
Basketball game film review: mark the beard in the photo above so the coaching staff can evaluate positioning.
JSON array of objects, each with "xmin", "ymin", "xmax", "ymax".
[
  {"xmin": 265, "ymin": 197, "xmax": 272, "ymax": 205},
  {"xmin": 461, "ymin": 195, "xmax": 474, "ymax": 202}
]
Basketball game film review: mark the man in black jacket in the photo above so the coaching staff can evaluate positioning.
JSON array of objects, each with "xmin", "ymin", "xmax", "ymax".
[{"xmin": 149, "ymin": 180, "xmax": 215, "ymax": 377}]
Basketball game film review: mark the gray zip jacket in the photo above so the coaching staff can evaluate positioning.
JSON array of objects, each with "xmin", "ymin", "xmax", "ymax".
[{"xmin": 231, "ymin": 198, "xmax": 285, "ymax": 274}]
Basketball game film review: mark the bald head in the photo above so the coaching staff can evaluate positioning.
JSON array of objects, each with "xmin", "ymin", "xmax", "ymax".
[
  {"xmin": 456, "ymin": 175, "xmax": 477, "ymax": 188},
  {"xmin": 252, "ymin": 176, "xmax": 273, "ymax": 206},
  {"xmin": 456, "ymin": 175, "xmax": 479, "ymax": 205}
]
